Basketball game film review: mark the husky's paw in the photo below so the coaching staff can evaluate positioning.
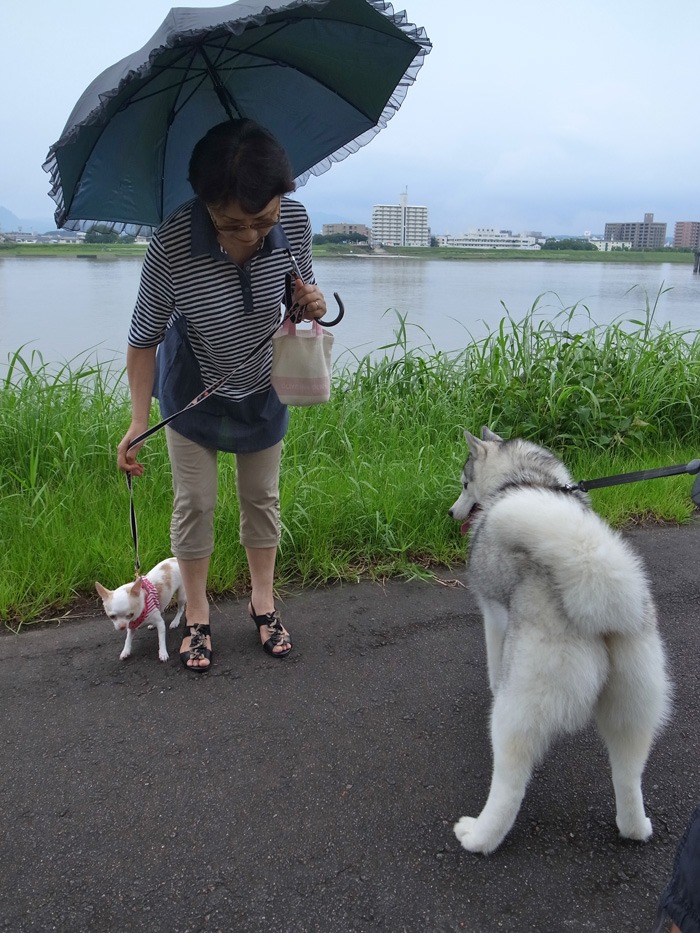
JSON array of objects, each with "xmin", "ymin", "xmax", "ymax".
[
  {"xmin": 454, "ymin": 816, "xmax": 499, "ymax": 855},
  {"xmin": 617, "ymin": 815, "xmax": 652, "ymax": 842}
]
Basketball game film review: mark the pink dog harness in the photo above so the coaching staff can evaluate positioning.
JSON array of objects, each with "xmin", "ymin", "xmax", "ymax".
[{"xmin": 129, "ymin": 577, "xmax": 161, "ymax": 630}]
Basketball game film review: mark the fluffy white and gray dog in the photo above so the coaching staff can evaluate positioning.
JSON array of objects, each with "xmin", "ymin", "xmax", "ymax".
[{"xmin": 448, "ymin": 427, "xmax": 670, "ymax": 854}]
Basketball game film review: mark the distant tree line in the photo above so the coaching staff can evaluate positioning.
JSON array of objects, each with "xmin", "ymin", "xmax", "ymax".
[
  {"xmin": 84, "ymin": 224, "xmax": 135, "ymax": 244},
  {"xmin": 312, "ymin": 232, "xmax": 368, "ymax": 245},
  {"xmin": 541, "ymin": 238, "xmax": 597, "ymax": 251}
]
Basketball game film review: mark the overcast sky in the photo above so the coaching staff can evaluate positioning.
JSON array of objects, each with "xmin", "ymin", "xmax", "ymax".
[{"xmin": 2, "ymin": 0, "xmax": 699, "ymax": 236}]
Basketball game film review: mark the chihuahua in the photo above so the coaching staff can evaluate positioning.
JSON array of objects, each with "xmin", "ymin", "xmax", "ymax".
[{"xmin": 95, "ymin": 557, "xmax": 186, "ymax": 662}]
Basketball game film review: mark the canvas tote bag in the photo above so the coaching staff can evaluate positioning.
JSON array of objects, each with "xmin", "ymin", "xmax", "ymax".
[{"xmin": 271, "ymin": 318, "xmax": 334, "ymax": 406}]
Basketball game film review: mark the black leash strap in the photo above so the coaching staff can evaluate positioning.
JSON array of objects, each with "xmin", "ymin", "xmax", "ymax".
[
  {"xmin": 566, "ymin": 459, "xmax": 700, "ymax": 499},
  {"xmin": 126, "ymin": 267, "xmax": 344, "ymax": 454},
  {"xmin": 126, "ymin": 471, "xmax": 141, "ymax": 577}
]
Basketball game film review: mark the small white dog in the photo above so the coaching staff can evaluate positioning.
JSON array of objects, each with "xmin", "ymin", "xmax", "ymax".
[{"xmin": 95, "ymin": 557, "xmax": 186, "ymax": 662}]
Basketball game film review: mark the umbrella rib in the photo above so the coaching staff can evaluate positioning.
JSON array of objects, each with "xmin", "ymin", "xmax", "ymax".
[
  {"xmin": 227, "ymin": 18, "xmax": 411, "ymax": 122},
  {"xmin": 125, "ymin": 19, "xmax": 414, "ymax": 124},
  {"xmin": 158, "ymin": 47, "xmax": 206, "ymax": 221}
]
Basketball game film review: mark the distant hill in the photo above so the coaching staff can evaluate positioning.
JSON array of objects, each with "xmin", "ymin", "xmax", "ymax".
[{"xmin": 0, "ymin": 205, "xmax": 57, "ymax": 234}]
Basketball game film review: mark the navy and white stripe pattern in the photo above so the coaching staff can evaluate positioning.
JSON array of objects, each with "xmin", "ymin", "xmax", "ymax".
[{"xmin": 128, "ymin": 197, "xmax": 314, "ymax": 401}]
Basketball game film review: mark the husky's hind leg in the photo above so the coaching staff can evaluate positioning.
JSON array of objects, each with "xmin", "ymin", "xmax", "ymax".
[
  {"xmin": 454, "ymin": 690, "xmax": 543, "ymax": 854},
  {"xmin": 597, "ymin": 721, "xmax": 653, "ymax": 840},
  {"xmin": 595, "ymin": 631, "xmax": 670, "ymax": 841}
]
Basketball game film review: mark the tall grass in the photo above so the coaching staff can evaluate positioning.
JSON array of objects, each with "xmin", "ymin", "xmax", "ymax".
[{"xmin": 2, "ymin": 299, "xmax": 698, "ymax": 629}]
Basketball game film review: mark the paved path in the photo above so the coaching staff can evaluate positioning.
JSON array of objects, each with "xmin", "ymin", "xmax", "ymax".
[{"xmin": 2, "ymin": 523, "xmax": 699, "ymax": 932}]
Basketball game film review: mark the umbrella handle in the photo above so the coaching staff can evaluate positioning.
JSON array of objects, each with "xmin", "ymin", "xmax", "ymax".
[{"xmin": 318, "ymin": 292, "xmax": 344, "ymax": 327}]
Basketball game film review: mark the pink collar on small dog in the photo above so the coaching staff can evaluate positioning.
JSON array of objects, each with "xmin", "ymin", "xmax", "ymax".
[{"xmin": 129, "ymin": 577, "xmax": 160, "ymax": 630}]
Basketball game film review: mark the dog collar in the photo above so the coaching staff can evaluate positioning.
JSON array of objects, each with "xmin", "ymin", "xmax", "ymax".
[{"xmin": 129, "ymin": 577, "xmax": 160, "ymax": 630}]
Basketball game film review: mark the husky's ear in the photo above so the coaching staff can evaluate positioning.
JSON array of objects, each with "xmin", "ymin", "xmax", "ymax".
[
  {"xmin": 464, "ymin": 430, "xmax": 485, "ymax": 458},
  {"xmin": 481, "ymin": 426, "xmax": 503, "ymax": 442},
  {"xmin": 95, "ymin": 581, "xmax": 112, "ymax": 600}
]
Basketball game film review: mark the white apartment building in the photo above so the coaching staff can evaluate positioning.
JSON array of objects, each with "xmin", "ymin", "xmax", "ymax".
[
  {"xmin": 435, "ymin": 229, "xmax": 541, "ymax": 250},
  {"xmin": 589, "ymin": 238, "xmax": 631, "ymax": 252},
  {"xmin": 371, "ymin": 192, "xmax": 430, "ymax": 247}
]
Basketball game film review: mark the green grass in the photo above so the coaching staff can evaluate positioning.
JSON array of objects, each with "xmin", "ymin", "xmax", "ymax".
[
  {"xmin": 0, "ymin": 242, "xmax": 148, "ymax": 258},
  {"xmin": 1, "ymin": 301, "xmax": 698, "ymax": 630}
]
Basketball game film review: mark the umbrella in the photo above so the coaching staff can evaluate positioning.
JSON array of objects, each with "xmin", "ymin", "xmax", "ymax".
[{"xmin": 44, "ymin": 0, "xmax": 431, "ymax": 235}]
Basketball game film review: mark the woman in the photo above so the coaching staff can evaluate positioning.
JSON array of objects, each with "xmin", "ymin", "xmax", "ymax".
[{"xmin": 117, "ymin": 119, "xmax": 327, "ymax": 671}]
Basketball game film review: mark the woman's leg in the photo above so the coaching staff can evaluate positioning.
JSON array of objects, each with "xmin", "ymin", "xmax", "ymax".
[
  {"xmin": 166, "ymin": 427, "xmax": 217, "ymax": 669},
  {"xmin": 236, "ymin": 442, "xmax": 290, "ymax": 655}
]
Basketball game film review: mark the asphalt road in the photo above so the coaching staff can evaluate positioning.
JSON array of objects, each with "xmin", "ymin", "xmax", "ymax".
[{"xmin": 2, "ymin": 522, "xmax": 699, "ymax": 933}]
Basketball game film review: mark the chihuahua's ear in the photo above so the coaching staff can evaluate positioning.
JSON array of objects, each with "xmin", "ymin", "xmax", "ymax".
[
  {"xmin": 130, "ymin": 577, "xmax": 143, "ymax": 595},
  {"xmin": 95, "ymin": 581, "xmax": 111, "ymax": 600}
]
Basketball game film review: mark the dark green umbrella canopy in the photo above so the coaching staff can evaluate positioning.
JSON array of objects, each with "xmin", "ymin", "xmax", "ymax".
[{"xmin": 44, "ymin": 0, "xmax": 431, "ymax": 235}]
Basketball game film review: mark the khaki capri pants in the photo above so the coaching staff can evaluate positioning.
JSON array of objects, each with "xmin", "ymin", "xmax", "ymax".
[{"xmin": 165, "ymin": 427, "xmax": 282, "ymax": 560}]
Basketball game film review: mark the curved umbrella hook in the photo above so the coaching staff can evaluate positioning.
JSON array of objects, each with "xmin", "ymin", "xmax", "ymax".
[{"xmin": 319, "ymin": 292, "xmax": 344, "ymax": 327}]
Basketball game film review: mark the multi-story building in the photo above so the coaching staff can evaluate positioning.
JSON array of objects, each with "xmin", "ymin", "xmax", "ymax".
[
  {"xmin": 371, "ymin": 192, "xmax": 430, "ymax": 247},
  {"xmin": 321, "ymin": 223, "xmax": 370, "ymax": 239},
  {"xmin": 435, "ymin": 229, "xmax": 541, "ymax": 250},
  {"xmin": 673, "ymin": 221, "xmax": 700, "ymax": 250},
  {"xmin": 589, "ymin": 238, "xmax": 631, "ymax": 252},
  {"xmin": 604, "ymin": 213, "xmax": 666, "ymax": 250}
]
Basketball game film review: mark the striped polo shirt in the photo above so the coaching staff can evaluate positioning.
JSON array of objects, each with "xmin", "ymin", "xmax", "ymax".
[{"xmin": 127, "ymin": 196, "xmax": 315, "ymax": 452}]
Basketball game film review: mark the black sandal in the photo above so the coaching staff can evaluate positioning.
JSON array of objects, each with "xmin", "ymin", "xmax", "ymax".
[
  {"xmin": 249, "ymin": 603, "xmax": 292, "ymax": 659},
  {"xmin": 179, "ymin": 624, "xmax": 212, "ymax": 672}
]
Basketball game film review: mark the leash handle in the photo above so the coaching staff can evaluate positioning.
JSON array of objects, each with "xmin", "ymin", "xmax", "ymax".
[{"xmin": 576, "ymin": 459, "xmax": 700, "ymax": 492}]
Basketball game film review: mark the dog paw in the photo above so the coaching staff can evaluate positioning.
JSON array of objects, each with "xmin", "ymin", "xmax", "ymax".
[
  {"xmin": 618, "ymin": 815, "xmax": 652, "ymax": 842},
  {"xmin": 159, "ymin": 650, "xmax": 170, "ymax": 662},
  {"xmin": 119, "ymin": 650, "xmax": 131, "ymax": 661},
  {"xmin": 454, "ymin": 816, "xmax": 498, "ymax": 854}
]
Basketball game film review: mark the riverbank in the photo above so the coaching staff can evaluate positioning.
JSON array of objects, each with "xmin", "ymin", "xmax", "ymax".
[
  {"xmin": 2, "ymin": 240, "xmax": 696, "ymax": 264},
  {"xmin": 2, "ymin": 308, "xmax": 698, "ymax": 628},
  {"xmin": 313, "ymin": 244, "xmax": 697, "ymax": 263}
]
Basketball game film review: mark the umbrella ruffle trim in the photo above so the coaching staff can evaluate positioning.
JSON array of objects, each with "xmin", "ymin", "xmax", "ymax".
[
  {"xmin": 294, "ymin": 0, "xmax": 431, "ymax": 190},
  {"xmin": 42, "ymin": 0, "xmax": 431, "ymax": 236}
]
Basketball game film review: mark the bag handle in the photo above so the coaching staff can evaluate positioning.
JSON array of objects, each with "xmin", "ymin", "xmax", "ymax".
[{"xmin": 278, "ymin": 318, "xmax": 325, "ymax": 337}]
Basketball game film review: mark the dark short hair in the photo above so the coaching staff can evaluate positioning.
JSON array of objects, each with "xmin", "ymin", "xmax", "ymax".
[{"xmin": 188, "ymin": 119, "xmax": 296, "ymax": 212}]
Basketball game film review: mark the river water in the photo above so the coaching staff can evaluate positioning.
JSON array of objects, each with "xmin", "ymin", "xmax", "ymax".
[{"xmin": 0, "ymin": 254, "xmax": 698, "ymax": 371}]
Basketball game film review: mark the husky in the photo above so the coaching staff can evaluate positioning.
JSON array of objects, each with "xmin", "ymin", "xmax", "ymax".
[{"xmin": 448, "ymin": 427, "xmax": 670, "ymax": 854}]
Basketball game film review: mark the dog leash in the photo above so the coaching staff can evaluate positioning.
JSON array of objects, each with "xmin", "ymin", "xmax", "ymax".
[
  {"xmin": 125, "ymin": 251, "xmax": 345, "ymax": 577},
  {"xmin": 563, "ymin": 459, "xmax": 700, "ymax": 504}
]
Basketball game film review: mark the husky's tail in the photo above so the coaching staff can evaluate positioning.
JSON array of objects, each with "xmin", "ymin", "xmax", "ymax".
[{"xmin": 486, "ymin": 489, "xmax": 654, "ymax": 636}]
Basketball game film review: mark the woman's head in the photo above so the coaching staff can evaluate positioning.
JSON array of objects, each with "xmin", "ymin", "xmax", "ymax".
[{"xmin": 188, "ymin": 119, "xmax": 296, "ymax": 213}]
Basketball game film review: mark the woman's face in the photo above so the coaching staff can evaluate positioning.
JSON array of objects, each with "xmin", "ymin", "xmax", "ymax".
[{"xmin": 206, "ymin": 196, "xmax": 281, "ymax": 244}]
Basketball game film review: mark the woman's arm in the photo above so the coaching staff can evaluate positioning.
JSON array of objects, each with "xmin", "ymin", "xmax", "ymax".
[{"xmin": 116, "ymin": 344, "xmax": 158, "ymax": 474}]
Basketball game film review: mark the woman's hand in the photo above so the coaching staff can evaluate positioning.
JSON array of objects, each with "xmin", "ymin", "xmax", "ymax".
[
  {"xmin": 118, "ymin": 345, "xmax": 158, "ymax": 475},
  {"xmin": 292, "ymin": 278, "xmax": 327, "ymax": 320},
  {"xmin": 117, "ymin": 423, "xmax": 148, "ymax": 475}
]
